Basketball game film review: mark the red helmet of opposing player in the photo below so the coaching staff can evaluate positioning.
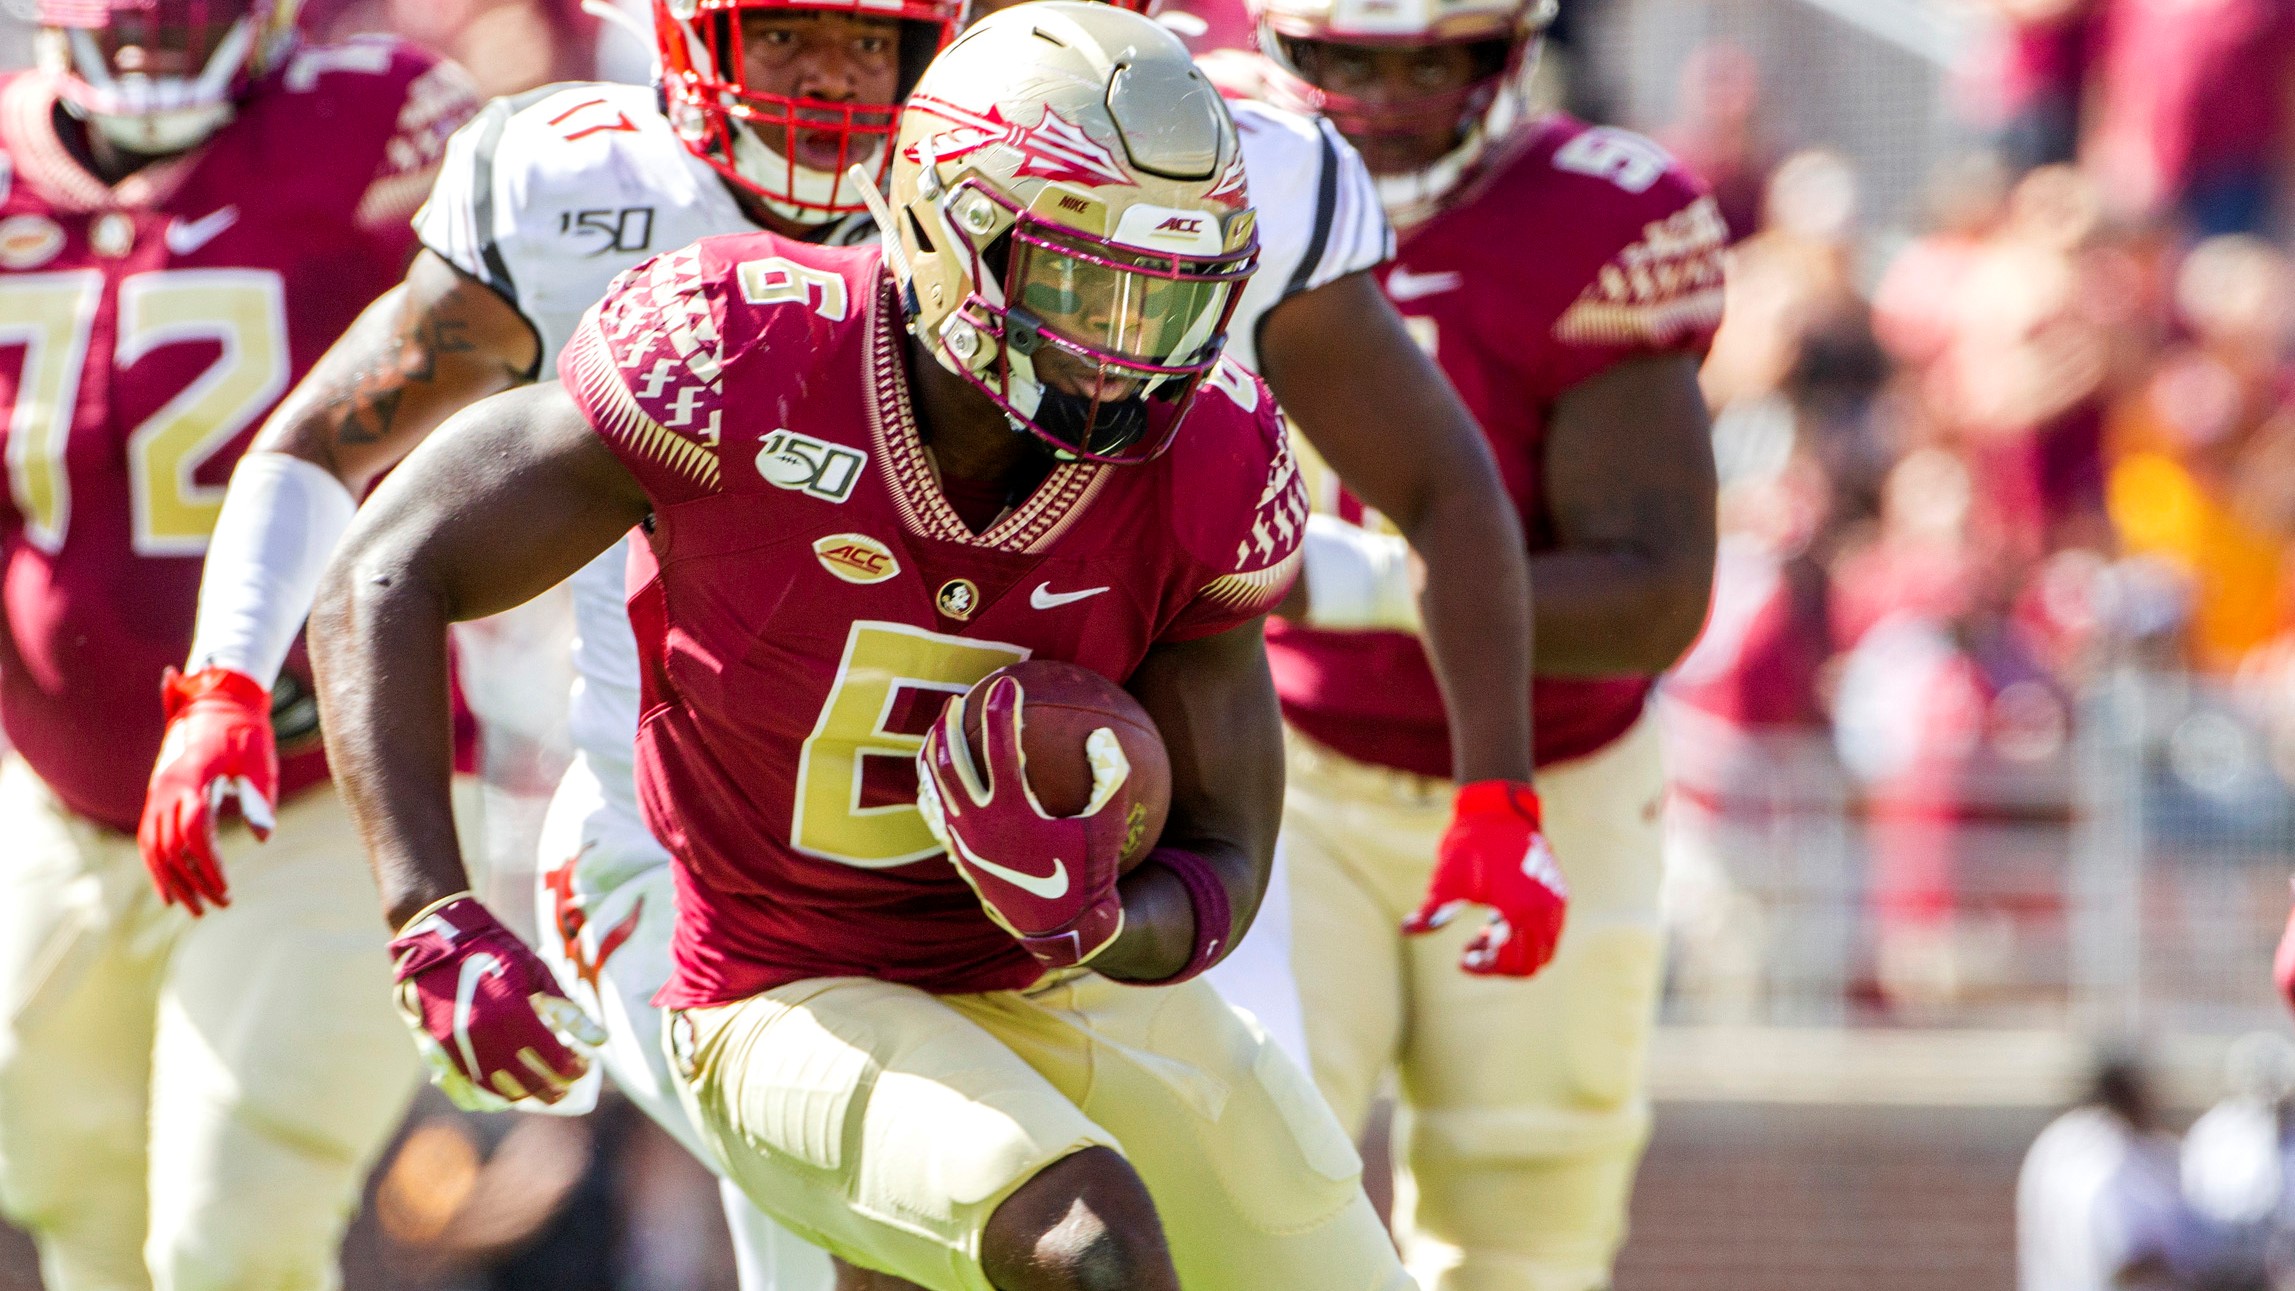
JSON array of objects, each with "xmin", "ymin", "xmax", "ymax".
[
  {"xmin": 36, "ymin": 0, "xmax": 302, "ymax": 154},
  {"xmin": 1246, "ymin": 0, "xmax": 1555, "ymax": 226},
  {"xmin": 657, "ymin": 0, "xmax": 964, "ymax": 225}
]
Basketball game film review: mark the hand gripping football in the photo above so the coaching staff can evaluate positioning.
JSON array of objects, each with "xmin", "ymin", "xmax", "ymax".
[
  {"xmin": 961, "ymin": 661, "xmax": 1171, "ymax": 871},
  {"xmin": 917, "ymin": 661, "xmax": 1171, "ymax": 967}
]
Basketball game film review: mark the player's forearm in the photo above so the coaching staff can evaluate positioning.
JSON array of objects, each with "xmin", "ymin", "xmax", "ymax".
[
  {"xmin": 185, "ymin": 452, "xmax": 358, "ymax": 684},
  {"xmin": 1526, "ymin": 549, "xmax": 1712, "ymax": 676},
  {"xmin": 309, "ymin": 551, "xmax": 473, "ymax": 930},
  {"xmin": 1094, "ymin": 625, "xmax": 1285, "ymax": 982},
  {"xmin": 1094, "ymin": 841, "xmax": 1258, "ymax": 982},
  {"xmin": 1403, "ymin": 481, "xmax": 1536, "ymax": 784}
]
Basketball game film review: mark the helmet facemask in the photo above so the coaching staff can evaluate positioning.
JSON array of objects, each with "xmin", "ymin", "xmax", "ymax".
[
  {"xmin": 38, "ymin": 0, "xmax": 295, "ymax": 155},
  {"xmin": 658, "ymin": 0, "xmax": 956, "ymax": 225},
  {"xmin": 878, "ymin": 3, "xmax": 1260, "ymax": 467},
  {"xmin": 1251, "ymin": 0, "xmax": 1553, "ymax": 226},
  {"xmin": 926, "ymin": 177, "xmax": 1255, "ymax": 463}
]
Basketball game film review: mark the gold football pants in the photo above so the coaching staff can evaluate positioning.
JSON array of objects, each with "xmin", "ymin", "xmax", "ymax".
[
  {"xmin": 1286, "ymin": 716, "xmax": 1668, "ymax": 1291},
  {"xmin": 670, "ymin": 970, "xmax": 1410, "ymax": 1291},
  {"xmin": 0, "ymin": 757, "xmax": 421, "ymax": 1291}
]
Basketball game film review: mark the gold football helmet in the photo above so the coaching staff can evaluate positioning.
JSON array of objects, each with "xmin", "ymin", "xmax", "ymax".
[{"xmin": 876, "ymin": 1, "xmax": 1259, "ymax": 463}]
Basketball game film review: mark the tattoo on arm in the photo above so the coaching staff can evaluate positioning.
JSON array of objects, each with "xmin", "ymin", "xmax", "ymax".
[
  {"xmin": 337, "ymin": 317, "xmax": 480, "ymax": 446},
  {"xmin": 261, "ymin": 252, "xmax": 541, "ymax": 490}
]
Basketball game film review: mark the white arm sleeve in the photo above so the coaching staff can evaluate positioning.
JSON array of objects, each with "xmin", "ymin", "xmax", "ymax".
[
  {"xmin": 186, "ymin": 452, "xmax": 360, "ymax": 685},
  {"xmin": 1300, "ymin": 513, "xmax": 1422, "ymax": 634}
]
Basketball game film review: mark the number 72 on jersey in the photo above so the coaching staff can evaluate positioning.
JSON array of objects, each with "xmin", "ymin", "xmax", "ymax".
[{"xmin": 0, "ymin": 268, "xmax": 289, "ymax": 556}]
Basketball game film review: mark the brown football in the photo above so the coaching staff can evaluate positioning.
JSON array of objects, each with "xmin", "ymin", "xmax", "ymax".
[{"xmin": 959, "ymin": 659, "xmax": 1172, "ymax": 873}]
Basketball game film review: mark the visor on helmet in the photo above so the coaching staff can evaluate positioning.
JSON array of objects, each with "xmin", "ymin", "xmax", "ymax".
[{"xmin": 940, "ymin": 180, "xmax": 1256, "ymax": 463}]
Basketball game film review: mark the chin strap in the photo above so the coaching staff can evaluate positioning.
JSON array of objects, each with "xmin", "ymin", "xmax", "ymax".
[{"xmin": 850, "ymin": 162, "xmax": 916, "ymax": 285}]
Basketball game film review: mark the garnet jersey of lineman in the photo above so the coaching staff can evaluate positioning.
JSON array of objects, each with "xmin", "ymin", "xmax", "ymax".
[
  {"xmin": 1266, "ymin": 113, "xmax": 1729, "ymax": 777},
  {"xmin": 0, "ymin": 43, "xmax": 477, "ymax": 832},
  {"xmin": 559, "ymin": 234, "xmax": 1306, "ymax": 1006}
]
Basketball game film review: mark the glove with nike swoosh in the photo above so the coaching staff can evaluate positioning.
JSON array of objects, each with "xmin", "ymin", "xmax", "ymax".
[
  {"xmin": 916, "ymin": 675, "xmax": 1135, "ymax": 969},
  {"xmin": 1404, "ymin": 780, "xmax": 1570, "ymax": 977},
  {"xmin": 389, "ymin": 893, "xmax": 607, "ymax": 1112}
]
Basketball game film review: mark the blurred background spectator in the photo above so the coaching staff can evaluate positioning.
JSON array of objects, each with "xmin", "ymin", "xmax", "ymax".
[{"xmin": 2017, "ymin": 1051, "xmax": 2194, "ymax": 1290}]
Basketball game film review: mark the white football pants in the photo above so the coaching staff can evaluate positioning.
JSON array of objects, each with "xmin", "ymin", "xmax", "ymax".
[{"xmin": 0, "ymin": 757, "xmax": 420, "ymax": 1291}]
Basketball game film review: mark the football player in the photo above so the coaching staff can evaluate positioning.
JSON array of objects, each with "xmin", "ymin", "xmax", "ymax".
[
  {"xmin": 144, "ymin": 0, "xmax": 1547, "ymax": 1282},
  {"xmin": 310, "ymin": 7, "xmax": 1417, "ymax": 1288},
  {"xmin": 0, "ymin": 3, "xmax": 476, "ymax": 1288},
  {"xmin": 1212, "ymin": 0, "xmax": 1728, "ymax": 1287}
]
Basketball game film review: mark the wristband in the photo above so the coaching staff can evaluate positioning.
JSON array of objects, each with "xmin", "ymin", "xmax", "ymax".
[{"xmin": 1129, "ymin": 847, "xmax": 1233, "ymax": 986}]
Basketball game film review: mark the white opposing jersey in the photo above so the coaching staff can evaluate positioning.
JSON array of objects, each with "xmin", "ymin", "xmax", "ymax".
[
  {"xmin": 415, "ymin": 80, "xmax": 1391, "ymax": 890},
  {"xmin": 1223, "ymin": 97, "xmax": 1392, "ymax": 370},
  {"xmin": 415, "ymin": 81, "xmax": 781, "ymax": 835},
  {"xmin": 415, "ymin": 82, "xmax": 760, "ymax": 369}
]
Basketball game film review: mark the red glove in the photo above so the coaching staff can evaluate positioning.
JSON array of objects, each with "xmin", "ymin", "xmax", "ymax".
[
  {"xmin": 1403, "ymin": 780, "xmax": 1569, "ymax": 977},
  {"xmin": 136, "ymin": 666, "xmax": 279, "ymax": 916},
  {"xmin": 390, "ymin": 894, "xmax": 606, "ymax": 1112},
  {"xmin": 915, "ymin": 675, "xmax": 1136, "ymax": 969}
]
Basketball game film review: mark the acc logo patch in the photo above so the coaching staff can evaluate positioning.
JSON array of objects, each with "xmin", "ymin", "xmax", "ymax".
[
  {"xmin": 814, "ymin": 533, "xmax": 900, "ymax": 584},
  {"xmin": 0, "ymin": 214, "xmax": 63, "ymax": 270},
  {"xmin": 757, "ymin": 429, "xmax": 866, "ymax": 503},
  {"xmin": 936, "ymin": 578, "xmax": 980, "ymax": 621}
]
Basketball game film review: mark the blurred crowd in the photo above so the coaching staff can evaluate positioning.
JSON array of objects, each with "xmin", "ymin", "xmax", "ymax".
[{"xmin": 1656, "ymin": 0, "xmax": 2295, "ymax": 1021}]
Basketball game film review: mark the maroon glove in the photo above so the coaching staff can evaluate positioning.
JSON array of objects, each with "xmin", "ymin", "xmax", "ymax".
[
  {"xmin": 390, "ymin": 894, "xmax": 606, "ymax": 1111},
  {"xmin": 916, "ymin": 675, "xmax": 1136, "ymax": 968},
  {"xmin": 137, "ymin": 666, "xmax": 278, "ymax": 915},
  {"xmin": 1403, "ymin": 780, "xmax": 1569, "ymax": 977}
]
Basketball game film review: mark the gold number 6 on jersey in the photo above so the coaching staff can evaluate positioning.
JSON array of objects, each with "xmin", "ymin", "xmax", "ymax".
[{"xmin": 791, "ymin": 621, "xmax": 1028, "ymax": 867}]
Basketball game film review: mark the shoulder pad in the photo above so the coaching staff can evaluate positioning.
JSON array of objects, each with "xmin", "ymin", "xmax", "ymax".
[{"xmin": 1171, "ymin": 363, "xmax": 1302, "ymax": 577}]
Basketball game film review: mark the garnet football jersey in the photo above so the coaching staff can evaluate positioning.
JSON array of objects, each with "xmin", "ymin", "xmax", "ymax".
[
  {"xmin": 411, "ymin": 81, "xmax": 1382, "ymax": 899},
  {"xmin": 1265, "ymin": 114, "xmax": 1729, "ymax": 777},
  {"xmin": 0, "ymin": 44, "xmax": 477, "ymax": 832},
  {"xmin": 558, "ymin": 235, "xmax": 1304, "ymax": 1005}
]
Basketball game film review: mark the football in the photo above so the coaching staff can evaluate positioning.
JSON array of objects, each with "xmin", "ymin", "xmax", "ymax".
[{"xmin": 959, "ymin": 660, "xmax": 1172, "ymax": 873}]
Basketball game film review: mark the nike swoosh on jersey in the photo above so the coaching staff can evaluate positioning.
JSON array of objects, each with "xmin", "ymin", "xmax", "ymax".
[
  {"xmin": 1031, "ymin": 582, "xmax": 1109, "ymax": 610},
  {"xmin": 1385, "ymin": 266, "xmax": 1463, "ymax": 302},
  {"xmin": 166, "ymin": 206, "xmax": 239, "ymax": 256},
  {"xmin": 953, "ymin": 835, "xmax": 1072, "ymax": 899}
]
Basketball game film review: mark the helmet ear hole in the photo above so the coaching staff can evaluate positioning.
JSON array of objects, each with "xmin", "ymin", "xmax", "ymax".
[{"xmin": 905, "ymin": 207, "xmax": 938, "ymax": 255}]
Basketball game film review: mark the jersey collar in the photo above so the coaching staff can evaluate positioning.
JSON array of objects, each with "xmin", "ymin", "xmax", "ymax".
[{"xmin": 863, "ymin": 273, "xmax": 1113, "ymax": 555}]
